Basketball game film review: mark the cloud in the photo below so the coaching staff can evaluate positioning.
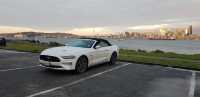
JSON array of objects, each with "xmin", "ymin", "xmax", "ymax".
[
  {"xmin": 127, "ymin": 24, "xmax": 169, "ymax": 30},
  {"xmin": 0, "ymin": 26, "xmax": 38, "ymax": 33},
  {"xmin": 0, "ymin": 0, "xmax": 200, "ymax": 29},
  {"xmin": 0, "ymin": 26, "xmax": 59, "ymax": 33},
  {"xmin": 163, "ymin": 17, "xmax": 200, "ymax": 23},
  {"xmin": 68, "ymin": 27, "xmax": 114, "ymax": 36}
]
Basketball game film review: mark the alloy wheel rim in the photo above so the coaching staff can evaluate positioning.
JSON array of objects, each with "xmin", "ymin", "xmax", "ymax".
[{"xmin": 77, "ymin": 58, "xmax": 87, "ymax": 72}]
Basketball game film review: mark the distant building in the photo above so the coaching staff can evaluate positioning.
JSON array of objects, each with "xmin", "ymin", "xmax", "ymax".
[
  {"xmin": 14, "ymin": 33, "xmax": 25, "ymax": 38},
  {"xmin": 159, "ymin": 28, "xmax": 168, "ymax": 36},
  {"xmin": 185, "ymin": 25, "xmax": 192, "ymax": 35}
]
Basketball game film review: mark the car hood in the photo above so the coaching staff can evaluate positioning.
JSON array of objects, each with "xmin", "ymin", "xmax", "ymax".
[{"xmin": 41, "ymin": 46, "xmax": 91, "ymax": 56}]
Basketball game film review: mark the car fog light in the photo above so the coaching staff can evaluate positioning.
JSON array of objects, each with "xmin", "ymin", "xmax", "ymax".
[{"xmin": 62, "ymin": 62, "xmax": 73, "ymax": 65}]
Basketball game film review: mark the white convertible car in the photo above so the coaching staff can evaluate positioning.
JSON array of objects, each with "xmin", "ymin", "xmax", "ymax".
[{"xmin": 39, "ymin": 38, "xmax": 118, "ymax": 73}]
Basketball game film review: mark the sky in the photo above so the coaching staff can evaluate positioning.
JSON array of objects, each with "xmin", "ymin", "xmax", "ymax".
[{"xmin": 0, "ymin": 0, "xmax": 200, "ymax": 35}]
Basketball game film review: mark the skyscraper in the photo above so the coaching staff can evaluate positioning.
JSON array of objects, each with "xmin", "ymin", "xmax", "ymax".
[
  {"xmin": 189, "ymin": 25, "xmax": 193, "ymax": 35},
  {"xmin": 185, "ymin": 25, "xmax": 192, "ymax": 35}
]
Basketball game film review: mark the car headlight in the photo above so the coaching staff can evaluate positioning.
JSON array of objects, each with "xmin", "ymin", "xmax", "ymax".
[{"xmin": 61, "ymin": 55, "xmax": 76, "ymax": 59}]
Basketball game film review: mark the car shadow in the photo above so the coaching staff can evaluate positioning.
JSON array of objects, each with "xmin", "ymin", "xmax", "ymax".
[
  {"xmin": 87, "ymin": 62, "xmax": 111, "ymax": 71},
  {"xmin": 41, "ymin": 69, "xmax": 76, "ymax": 75},
  {"xmin": 40, "ymin": 62, "xmax": 113, "ymax": 76}
]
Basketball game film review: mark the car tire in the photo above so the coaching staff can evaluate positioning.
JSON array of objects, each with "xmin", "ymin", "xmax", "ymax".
[
  {"xmin": 109, "ymin": 52, "xmax": 117, "ymax": 65},
  {"xmin": 75, "ymin": 56, "xmax": 88, "ymax": 73}
]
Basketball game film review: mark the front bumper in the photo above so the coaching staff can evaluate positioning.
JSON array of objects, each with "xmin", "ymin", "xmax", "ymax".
[{"xmin": 39, "ymin": 60, "xmax": 76, "ymax": 70}]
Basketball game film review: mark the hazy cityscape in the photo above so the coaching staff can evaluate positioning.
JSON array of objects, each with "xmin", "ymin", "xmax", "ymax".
[{"xmin": 1, "ymin": 25, "xmax": 200, "ymax": 40}]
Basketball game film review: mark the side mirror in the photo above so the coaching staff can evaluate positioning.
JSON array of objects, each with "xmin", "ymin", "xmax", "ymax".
[{"xmin": 95, "ymin": 45, "xmax": 101, "ymax": 49}]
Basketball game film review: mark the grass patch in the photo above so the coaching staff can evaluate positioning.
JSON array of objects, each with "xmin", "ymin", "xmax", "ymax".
[
  {"xmin": 0, "ymin": 40, "xmax": 62, "ymax": 53},
  {"xmin": 119, "ymin": 49, "xmax": 200, "ymax": 61},
  {"xmin": 119, "ymin": 49, "xmax": 200, "ymax": 70}
]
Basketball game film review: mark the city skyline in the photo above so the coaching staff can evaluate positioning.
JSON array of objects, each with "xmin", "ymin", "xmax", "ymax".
[{"xmin": 0, "ymin": 24, "xmax": 199, "ymax": 36}]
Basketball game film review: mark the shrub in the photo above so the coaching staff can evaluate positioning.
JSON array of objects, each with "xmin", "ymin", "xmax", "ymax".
[
  {"xmin": 137, "ymin": 49, "xmax": 147, "ymax": 53},
  {"xmin": 49, "ymin": 42, "xmax": 62, "ymax": 46},
  {"xmin": 152, "ymin": 49, "xmax": 164, "ymax": 53}
]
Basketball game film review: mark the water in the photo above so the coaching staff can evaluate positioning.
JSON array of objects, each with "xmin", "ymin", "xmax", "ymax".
[
  {"xmin": 36, "ymin": 37, "xmax": 200, "ymax": 54},
  {"xmin": 109, "ymin": 39, "xmax": 200, "ymax": 54}
]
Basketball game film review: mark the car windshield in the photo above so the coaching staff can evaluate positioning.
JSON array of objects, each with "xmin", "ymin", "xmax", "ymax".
[{"xmin": 66, "ymin": 39, "xmax": 95, "ymax": 48}]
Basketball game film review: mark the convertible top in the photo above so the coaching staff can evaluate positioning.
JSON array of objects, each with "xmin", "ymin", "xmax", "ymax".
[{"xmin": 80, "ymin": 38, "xmax": 112, "ymax": 46}]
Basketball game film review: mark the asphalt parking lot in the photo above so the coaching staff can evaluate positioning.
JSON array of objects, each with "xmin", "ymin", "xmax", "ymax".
[{"xmin": 0, "ymin": 49, "xmax": 200, "ymax": 97}]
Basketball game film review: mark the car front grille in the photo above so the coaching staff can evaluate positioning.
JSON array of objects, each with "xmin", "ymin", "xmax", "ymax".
[{"xmin": 40, "ymin": 55, "xmax": 60, "ymax": 62}]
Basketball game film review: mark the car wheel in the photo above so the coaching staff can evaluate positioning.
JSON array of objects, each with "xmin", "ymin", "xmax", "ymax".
[
  {"xmin": 75, "ymin": 56, "xmax": 88, "ymax": 73},
  {"xmin": 109, "ymin": 52, "xmax": 117, "ymax": 65}
]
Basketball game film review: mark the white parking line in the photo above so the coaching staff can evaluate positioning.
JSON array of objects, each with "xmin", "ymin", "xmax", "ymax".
[
  {"xmin": 166, "ymin": 67, "xmax": 200, "ymax": 73},
  {"xmin": 189, "ymin": 71, "xmax": 196, "ymax": 97},
  {"xmin": 160, "ymin": 66, "xmax": 198, "ymax": 97},
  {"xmin": 0, "ymin": 49, "xmax": 27, "ymax": 53},
  {"xmin": 27, "ymin": 63, "xmax": 131, "ymax": 97},
  {"xmin": 0, "ymin": 65, "xmax": 40, "ymax": 72}
]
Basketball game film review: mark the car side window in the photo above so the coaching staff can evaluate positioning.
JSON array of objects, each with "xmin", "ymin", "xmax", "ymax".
[{"xmin": 96, "ymin": 41, "xmax": 110, "ymax": 48}]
